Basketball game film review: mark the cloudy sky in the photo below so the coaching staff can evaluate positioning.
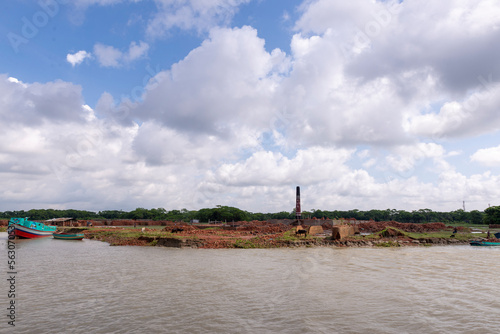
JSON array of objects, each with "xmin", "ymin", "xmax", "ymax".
[{"xmin": 1, "ymin": 0, "xmax": 500, "ymax": 213}]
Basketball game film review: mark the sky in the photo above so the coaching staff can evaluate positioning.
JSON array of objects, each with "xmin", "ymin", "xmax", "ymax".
[{"xmin": 1, "ymin": 0, "xmax": 500, "ymax": 213}]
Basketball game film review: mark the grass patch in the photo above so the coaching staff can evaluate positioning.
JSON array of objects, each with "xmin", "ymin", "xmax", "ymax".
[
  {"xmin": 446, "ymin": 223, "xmax": 488, "ymax": 228},
  {"xmin": 275, "ymin": 229, "xmax": 300, "ymax": 242},
  {"xmin": 233, "ymin": 239, "xmax": 257, "ymax": 248},
  {"xmin": 354, "ymin": 229, "xmax": 482, "ymax": 242},
  {"xmin": 377, "ymin": 227, "xmax": 407, "ymax": 238},
  {"xmin": 275, "ymin": 229, "xmax": 315, "ymax": 242},
  {"xmin": 350, "ymin": 234, "xmax": 378, "ymax": 240},
  {"xmin": 406, "ymin": 231, "xmax": 477, "ymax": 240},
  {"xmin": 374, "ymin": 241, "xmax": 400, "ymax": 247}
]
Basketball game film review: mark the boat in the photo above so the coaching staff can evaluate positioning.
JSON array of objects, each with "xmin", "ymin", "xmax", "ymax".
[
  {"xmin": 470, "ymin": 240, "xmax": 500, "ymax": 246},
  {"xmin": 53, "ymin": 232, "xmax": 85, "ymax": 240},
  {"xmin": 8, "ymin": 217, "xmax": 57, "ymax": 238}
]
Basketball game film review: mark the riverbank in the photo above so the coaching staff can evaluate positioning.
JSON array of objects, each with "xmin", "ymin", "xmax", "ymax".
[{"xmin": 76, "ymin": 224, "xmax": 480, "ymax": 248}]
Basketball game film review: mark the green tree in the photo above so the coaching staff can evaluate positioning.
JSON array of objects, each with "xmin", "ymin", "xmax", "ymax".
[
  {"xmin": 451, "ymin": 209, "xmax": 468, "ymax": 223},
  {"xmin": 127, "ymin": 208, "xmax": 154, "ymax": 220},
  {"xmin": 99, "ymin": 210, "xmax": 126, "ymax": 219},
  {"xmin": 484, "ymin": 206, "xmax": 500, "ymax": 225},
  {"xmin": 469, "ymin": 210, "xmax": 484, "ymax": 225}
]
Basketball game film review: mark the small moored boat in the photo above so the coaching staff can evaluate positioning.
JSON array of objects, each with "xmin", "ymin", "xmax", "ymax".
[
  {"xmin": 8, "ymin": 217, "xmax": 57, "ymax": 238},
  {"xmin": 470, "ymin": 240, "xmax": 500, "ymax": 246},
  {"xmin": 53, "ymin": 233, "xmax": 85, "ymax": 240}
]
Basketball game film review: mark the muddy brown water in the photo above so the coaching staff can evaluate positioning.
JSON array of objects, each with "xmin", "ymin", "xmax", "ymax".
[{"xmin": 1, "ymin": 233, "xmax": 500, "ymax": 333}]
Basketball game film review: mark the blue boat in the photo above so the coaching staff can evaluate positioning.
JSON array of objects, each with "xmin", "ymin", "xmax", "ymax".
[
  {"xmin": 470, "ymin": 240, "xmax": 500, "ymax": 247},
  {"xmin": 53, "ymin": 232, "xmax": 85, "ymax": 240},
  {"xmin": 8, "ymin": 217, "xmax": 57, "ymax": 238}
]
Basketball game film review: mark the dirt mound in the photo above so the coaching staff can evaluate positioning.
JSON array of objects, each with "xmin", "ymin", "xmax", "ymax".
[
  {"xmin": 161, "ymin": 224, "xmax": 197, "ymax": 232},
  {"xmin": 379, "ymin": 227, "xmax": 406, "ymax": 238},
  {"xmin": 60, "ymin": 228, "xmax": 88, "ymax": 234},
  {"xmin": 236, "ymin": 223, "xmax": 289, "ymax": 234},
  {"xmin": 321, "ymin": 222, "xmax": 333, "ymax": 230}
]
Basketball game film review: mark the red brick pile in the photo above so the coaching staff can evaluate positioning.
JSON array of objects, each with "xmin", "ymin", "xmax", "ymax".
[{"xmin": 321, "ymin": 222, "xmax": 333, "ymax": 230}]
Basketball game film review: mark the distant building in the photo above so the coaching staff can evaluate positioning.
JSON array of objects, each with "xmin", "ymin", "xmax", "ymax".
[{"xmin": 45, "ymin": 217, "xmax": 77, "ymax": 226}]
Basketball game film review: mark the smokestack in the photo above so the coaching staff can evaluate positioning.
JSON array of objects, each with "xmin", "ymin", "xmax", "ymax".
[{"xmin": 296, "ymin": 186, "xmax": 301, "ymax": 220}]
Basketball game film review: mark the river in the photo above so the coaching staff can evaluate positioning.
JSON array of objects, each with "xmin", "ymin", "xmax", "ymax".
[{"xmin": 1, "ymin": 233, "xmax": 500, "ymax": 333}]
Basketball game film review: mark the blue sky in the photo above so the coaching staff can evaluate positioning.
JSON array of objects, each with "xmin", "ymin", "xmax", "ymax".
[
  {"xmin": 1, "ymin": 0, "xmax": 500, "ymax": 213},
  {"xmin": 1, "ymin": 0, "xmax": 302, "ymax": 106}
]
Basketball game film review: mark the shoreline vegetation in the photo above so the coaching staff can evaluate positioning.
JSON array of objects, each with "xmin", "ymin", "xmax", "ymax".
[
  {"xmin": 4, "ymin": 205, "xmax": 500, "ymax": 248},
  {"xmin": 0, "ymin": 206, "xmax": 489, "ymax": 225},
  {"xmin": 49, "ymin": 221, "xmax": 495, "ymax": 249}
]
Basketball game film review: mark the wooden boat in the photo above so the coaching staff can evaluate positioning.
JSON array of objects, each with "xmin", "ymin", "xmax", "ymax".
[
  {"xmin": 470, "ymin": 240, "xmax": 500, "ymax": 246},
  {"xmin": 53, "ymin": 233, "xmax": 85, "ymax": 240},
  {"xmin": 8, "ymin": 217, "xmax": 57, "ymax": 238}
]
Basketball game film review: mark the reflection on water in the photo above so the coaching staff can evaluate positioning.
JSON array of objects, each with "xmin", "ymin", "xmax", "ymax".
[{"xmin": 1, "ymin": 233, "xmax": 500, "ymax": 333}]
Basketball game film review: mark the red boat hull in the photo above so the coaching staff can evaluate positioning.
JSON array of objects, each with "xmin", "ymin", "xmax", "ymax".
[{"xmin": 12, "ymin": 224, "xmax": 55, "ymax": 238}]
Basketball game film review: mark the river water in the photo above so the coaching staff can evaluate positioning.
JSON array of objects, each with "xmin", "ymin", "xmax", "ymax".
[{"xmin": 1, "ymin": 232, "xmax": 500, "ymax": 333}]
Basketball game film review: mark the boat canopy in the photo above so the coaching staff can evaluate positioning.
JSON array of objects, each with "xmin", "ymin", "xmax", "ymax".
[{"xmin": 9, "ymin": 218, "xmax": 57, "ymax": 232}]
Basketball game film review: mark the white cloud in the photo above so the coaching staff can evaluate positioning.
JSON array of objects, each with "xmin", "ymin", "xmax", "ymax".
[
  {"xmin": 66, "ymin": 50, "xmax": 92, "ymax": 67},
  {"xmin": 407, "ymin": 83, "xmax": 500, "ymax": 138},
  {"xmin": 68, "ymin": 0, "xmax": 249, "ymax": 35},
  {"xmin": 93, "ymin": 43, "xmax": 123, "ymax": 67},
  {"xmin": 93, "ymin": 41, "xmax": 149, "ymax": 68},
  {"xmin": 1, "ymin": 69, "xmax": 498, "ymax": 212},
  {"xmin": 210, "ymin": 147, "xmax": 354, "ymax": 187},
  {"xmin": 73, "ymin": 0, "xmax": 127, "ymax": 6},
  {"xmin": 7, "ymin": 76, "xmax": 27, "ymax": 87},
  {"xmin": 471, "ymin": 146, "xmax": 500, "ymax": 167},
  {"xmin": 124, "ymin": 41, "xmax": 149, "ymax": 62},
  {"xmin": 386, "ymin": 143, "xmax": 446, "ymax": 173},
  {"xmin": 137, "ymin": 26, "xmax": 286, "ymax": 136},
  {"xmin": 146, "ymin": 0, "xmax": 252, "ymax": 37},
  {"xmin": 0, "ymin": 74, "xmax": 86, "ymax": 125},
  {"xmin": 295, "ymin": 0, "xmax": 397, "ymax": 35}
]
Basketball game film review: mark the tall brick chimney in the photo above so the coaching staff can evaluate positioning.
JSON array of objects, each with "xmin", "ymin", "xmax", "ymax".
[{"xmin": 296, "ymin": 186, "xmax": 301, "ymax": 220}]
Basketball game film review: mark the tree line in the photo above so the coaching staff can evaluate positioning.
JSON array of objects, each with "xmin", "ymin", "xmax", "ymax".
[{"xmin": 0, "ymin": 206, "xmax": 493, "ymax": 224}]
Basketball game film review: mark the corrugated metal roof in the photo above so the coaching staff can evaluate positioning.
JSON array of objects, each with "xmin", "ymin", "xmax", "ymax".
[{"xmin": 46, "ymin": 217, "xmax": 75, "ymax": 222}]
